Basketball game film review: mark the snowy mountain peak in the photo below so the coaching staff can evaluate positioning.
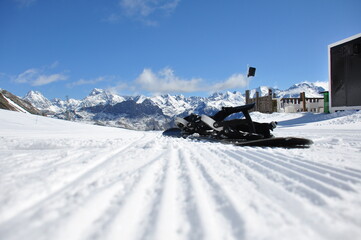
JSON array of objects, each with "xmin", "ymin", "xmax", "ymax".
[
  {"xmin": 81, "ymin": 88, "xmax": 125, "ymax": 108},
  {"xmin": 89, "ymin": 88, "xmax": 104, "ymax": 96},
  {"xmin": 26, "ymin": 90, "xmax": 42, "ymax": 97},
  {"xmin": 134, "ymin": 95, "xmax": 148, "ymax": 104},
  {"xmin": 280, "ymin": 81, "xmax": 326, "ymax": 98},
  {"xmin": 24, "ymin": 90, "xmax": 54, "ymax": 111},
  {"xmin": 25, "ymin": 90, "xmax": 47, "ymax": 101},
  {"xmin": 209, "ymin": 92, "xmax": 223, "ymax": 99},
  {"xmin": 289, "ymin": 82, "xmax": 314, "ymax": 90}
]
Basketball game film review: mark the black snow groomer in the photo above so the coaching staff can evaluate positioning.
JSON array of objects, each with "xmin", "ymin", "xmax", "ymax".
[{"xmin": 163, "ymin": 103, "xmax": 313, "ymax": 148}]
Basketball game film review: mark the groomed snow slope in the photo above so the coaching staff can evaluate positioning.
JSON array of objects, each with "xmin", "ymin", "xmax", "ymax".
[{"xmin": 1, "ymin": 109, "xmax": 361, "ymax": 240}]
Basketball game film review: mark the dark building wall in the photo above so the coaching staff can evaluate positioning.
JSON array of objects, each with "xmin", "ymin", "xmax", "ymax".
[{"xmin": 330, "ymin": 35, "xmax": 361, "ymax": 108}]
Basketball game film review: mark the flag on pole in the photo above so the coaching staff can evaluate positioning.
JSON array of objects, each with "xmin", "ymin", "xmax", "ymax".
[{"xmin": 247, "ymin": 67, "xmax": 256, "ymax": 77}]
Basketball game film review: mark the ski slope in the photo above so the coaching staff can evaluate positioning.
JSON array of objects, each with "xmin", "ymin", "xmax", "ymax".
[{"xmin": 1, "ymin": 109, "xmax": 361, "ymax": 240}]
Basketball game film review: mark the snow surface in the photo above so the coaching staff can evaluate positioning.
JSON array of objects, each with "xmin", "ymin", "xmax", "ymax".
[{"xmin": 1, "ymin": 109, "xmax": 361, "ymax": 240}]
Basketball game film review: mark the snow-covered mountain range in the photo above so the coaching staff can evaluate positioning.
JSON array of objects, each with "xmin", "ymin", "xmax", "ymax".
[{"xmin": 11, "ymin": 81, "xmax": 327, "ymax": 130}]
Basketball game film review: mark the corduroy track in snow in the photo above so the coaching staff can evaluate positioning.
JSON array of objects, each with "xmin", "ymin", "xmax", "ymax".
[{"xmin": 1, "ymin": 132, "xmax": 361, "ymax": 240}]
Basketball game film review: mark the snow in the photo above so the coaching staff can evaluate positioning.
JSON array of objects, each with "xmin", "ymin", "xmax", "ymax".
[
  {"xmin": 275, "ymin": 82, "xmax": 325, "ymax": 98},
  {"xmin": 248, "ymin": 86, "xmax": 271, "ymax": 98},
  {"xmin": 2, "ymin": 96, "xmax": 29, "ymax": 113},
  {"xmin": 23, "ymin": 91, "xmax": 62, "ymax": 113},
  {"xmin": 80, "ymin": 89, "xmax": 125, "ymax": 108},
  {"xmin": 314, "ymin": 81, "xmax": 329, "ymax": 91},
  {"xmin": 0, "ymin": 109, "xmax": 361, "ymax": 240},
  {"xmin": 149, "ymin": 94, "xmax": 193, "ymax": 116}
]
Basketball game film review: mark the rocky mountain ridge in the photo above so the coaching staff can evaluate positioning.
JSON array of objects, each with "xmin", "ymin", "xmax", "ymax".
[{"xmin": 0, "ymin": 89, "xmax": 43, "ymax": 115}]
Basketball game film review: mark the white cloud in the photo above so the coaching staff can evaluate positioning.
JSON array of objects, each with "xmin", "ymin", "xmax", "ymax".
[
  {"xmin": 116, "ymin": 0, "xmax": 180, "ymax": 25},
  {"xmin": 13, "ymin": 63, "xmax": 68, "ymax": 86},
  {"xmin": 103, "ymin": 13, "xmax": 122, "ymax": 23},
  {"xmin": 211, "ymin": 73, "xmax": 249, "ymax": 91},
  {"xmin": 67, "ymin": 76, "xmax": 111, "ymax": 88},
  {"xmin": 134, "ymin": 67, "xmax": 250, "ymax": 94},
  {"xmin": 32, "ymin": 74, "xmax": 68, "ymax": 86},
  {"xmin": 108, "ymin": 82, "xmax": 129, "ymax": 94},
  {"xmin": 120, "ymin": 0, "xmax": 153, "ymax": 17},
  {"xmin": 49, "ymin": 61, "xmax": 60, "ymax": 69},
  {"xmin": 13, "ymin": 0, "xmax": 37, "ymax": 7},
  {"xmin": 120, "ymin": 0, "xmax": 180, "ymax": 16},
  {"xmin": 135, "ymin": 68, "xmax": 202, "ymax": 94},
  {"xmin": 14, "ymin": 68, "xmax": 39, "ymax": 84}
]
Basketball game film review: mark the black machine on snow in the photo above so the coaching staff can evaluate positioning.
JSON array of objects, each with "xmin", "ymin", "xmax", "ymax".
[{"xmin": 163, "ymin": 103, "xmax": 313, "ymax": 148}]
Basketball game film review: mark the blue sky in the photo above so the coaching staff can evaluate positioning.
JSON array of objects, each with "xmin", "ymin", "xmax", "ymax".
[{"xmin": 1, "ymin": 0, "xmax": 360, "ymax": 100}]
